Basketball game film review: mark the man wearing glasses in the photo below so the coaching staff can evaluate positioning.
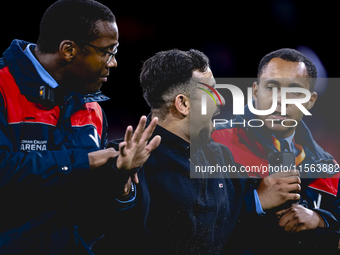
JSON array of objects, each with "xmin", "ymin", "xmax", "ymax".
[
  {"xmin": 78, "ymin": 39, "xmax": 119, "ymax": 64},
  {"xmin": 0, "ymin": 0, "xmax": 160, "ymax": 254}
]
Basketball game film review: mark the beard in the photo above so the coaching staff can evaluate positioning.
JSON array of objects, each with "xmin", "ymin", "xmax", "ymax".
[{"xmin": 191, "ymin": 126, "xmax": 212, "ymax": 146}]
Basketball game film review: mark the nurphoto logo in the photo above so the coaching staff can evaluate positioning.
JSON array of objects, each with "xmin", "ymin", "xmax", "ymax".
[{"xmin": 200, "ymin": 83, "xmax": 312, "ymax": 128}]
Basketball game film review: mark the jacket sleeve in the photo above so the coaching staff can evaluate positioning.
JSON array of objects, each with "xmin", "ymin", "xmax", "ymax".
[
  {"xmin": 241, "ymin": 177, "xmax": 264, "ymax": 216},
  {"xmin": 104, "ymin": 139, "xmax": 139, "ymax": 210},
  {"xmin": 0, "ymin": 92, "xmax": 90, "ymax": 194},
  {"xmin": 304, "ymin": 173, "xmax": 340, "ymax": 231},
  {"xmin": 100, "ymin": 109, "xmax": 109, "ymax": 149}
]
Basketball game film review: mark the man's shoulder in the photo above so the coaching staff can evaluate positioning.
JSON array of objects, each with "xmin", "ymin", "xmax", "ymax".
[
  {"xmin": 0, "ymin": 58, "xmax": 6, "ymax": 69},
  {"xmin": 296, "ymin": 120, "xmax": 335, "ymax": 163},
  {"xmin": 208, "ymin": 139, "xmax": 233, "ymax": 156},
  {"xmin": 0, "ymin": 58, "xmax": 12, "ymax": 82},
  {"xmin": 212, "ymin": 125, "xmax": 270, "ymax": 171},
  {"xmin": 202, "ymin": 140, "xmax": 237, "ymax": 168},
  {"xmin": 212, "ymin": 126, "xmax": 239, "ymax": 145},
  {"xmin": 212, "ymin": 126, "xmax": 255, "ymax": 156}
]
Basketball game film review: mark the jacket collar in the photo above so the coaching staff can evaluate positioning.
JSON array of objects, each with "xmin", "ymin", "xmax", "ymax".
[
  {"xmin": 146, "ymin": 114, "xmax": 190, "ymax": 154},
  {"xmin": 240, "ymin": 104, "xmax": 334, "ymax": 162},
  {"xmin": 3, "ymin": 40, "xmax": 45, "ymax": 99},
  {"xmin": 23, "ymin": 43, "xmax": 59, "ymax": 89}
]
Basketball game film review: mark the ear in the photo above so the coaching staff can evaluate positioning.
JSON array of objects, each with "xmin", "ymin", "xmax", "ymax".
[
  {"xmin": 252, "ymin": 81, "xmax": 259, "ymax": 103},
  {"xmin": 174, "ymin": 94, "xmax": 190, "ymax": 116},
  {"xmin": 59, "ymin": 40, "xmax": 77, "ymax": 62},
  {"xmin": 306, "ymin": 91, "xmax": 317, "ymax": 110}
]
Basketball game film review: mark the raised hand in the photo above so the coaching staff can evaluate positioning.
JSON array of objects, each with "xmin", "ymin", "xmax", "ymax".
[{"xmin": 116, "ymin": 115, "xmax": 161, "ymax": 172}]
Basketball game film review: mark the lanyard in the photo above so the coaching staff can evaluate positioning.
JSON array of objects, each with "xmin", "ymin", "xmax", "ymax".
[{"xmin": 272, "ymin": 136, "xmax": 306, "ymax": 166}]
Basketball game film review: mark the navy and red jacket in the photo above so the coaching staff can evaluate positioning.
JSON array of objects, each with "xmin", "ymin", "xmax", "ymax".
[
  {"xmin": 212, "ymin": 106, "xmax": 340, "ymax": 254},
  {"xmin": 0, "ymin": 40, "xmax": 134, "ymax": 254}
]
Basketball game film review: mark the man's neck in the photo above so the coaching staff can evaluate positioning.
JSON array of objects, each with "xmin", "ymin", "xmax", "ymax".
[
  {"xmin": 33, "ymin": 46, "xmax": 64, "ymax": 85},
  {"xmin": 271, "ymin": 127, "xmax": 296, "ymax": 139},
  {"xmin": 152, "ymin": 113, "xmax": 190, "ymax": 143}
]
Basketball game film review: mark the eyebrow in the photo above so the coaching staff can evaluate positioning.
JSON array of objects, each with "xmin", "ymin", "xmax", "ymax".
[
  {"xmin": 264, "ymin": 79, "xmax": 280, "ymax": 86},
  {"xmin": 264, "ymin": 79, "xmax": 305, "ymax": 88},
  {"xmin": 288, "ymin": 82, "xmax": 305, "ymax": 88},
  {"xmin": 101, "ymin": 42, "xmax": 119, "ymax": 51}
]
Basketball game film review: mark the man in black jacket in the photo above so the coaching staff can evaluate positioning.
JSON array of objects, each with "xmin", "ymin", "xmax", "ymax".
[{"xmin": 93, "ymin": 49, "xmax": 246, "ymax": 254}]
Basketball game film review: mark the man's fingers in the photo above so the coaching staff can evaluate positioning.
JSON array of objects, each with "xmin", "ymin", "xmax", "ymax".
[
  {"xmin": 286, "ymin": 183, "xmax": 301, "ymax": 193},
  {"xmin": 270, "ymin": 169, "xmax": 300, "ymax": 178},
  {"xmin": 276, "ymin": 208, "xmax": 291, "ymax": 217},
  {"xmin": 146, "ymin": 135, "xmax": 161, "ymax": 153},
  {"xmin": 140, "ymin": 117, "xmax": 159, "ymax": 143},
  {"xmin": 269, "ymin": 173, "xmax": 301, "ymax": 185},
  {"xmin": 123, "ymin": 116, "xmax": 159, "ymax": 148},
  {"xmin": 279, "ymin": 209, "xmax": 295, "ymax": 228},
  {"xmin": 131, "ymin": 115, "xmax": 147, "ymax": 143},
  {"xmin": 285, "ymin": 192, "xmax": 300, "ymax": 201},
  {"xmin": 123, "ymin": 176, "xmax": 132, "ymax": 194},
  {"xmin": 133, "ymin": 173, "xmax": 139, "ymax": 184},
  {"xmin": 285, "ymin": 220, "xmax": 297, "ymax": 233},
  {"xmin": 286, "ymin": 176, "xmax": 301, "ymax": 184},
  {"xmin": 124, "ymin": 126, "xmax": 133, "ymax": 150},
  {"xmin": 278, "ymin": 209, "xmax": 300, "ymax": 233},
  {"xmin": 117, "ymin": 116, "xmax": 160, "ymax": 171},
  {"xmin": 278, "ymin": 212, "xmax": 290, "ymax": 227},
  {"xmin": 146, "ymin": 116, "xmax": 158, "ymax": 132},
  {"xmin": 119, "ymin": 141, "xmax": 127, "ymax": 157},
  {"xmin": 291, "ymin": 224, "xmax": 303, "ymax": 234}
]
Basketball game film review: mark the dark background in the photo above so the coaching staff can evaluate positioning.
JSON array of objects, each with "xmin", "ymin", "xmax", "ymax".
[{"xmin": 2, "ymin": 0, "xmax": 339, "ymax": 161}]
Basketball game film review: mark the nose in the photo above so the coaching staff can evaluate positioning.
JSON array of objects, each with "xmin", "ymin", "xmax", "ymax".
[
  {"xmin": 106, "ymin": 56, "xmax": 117, "ymax": 68},
  {"xmin": 268, "ymin": 87, "xmax": 282, "ymax": 114},
  {"xmin": 215, "ymin": 90, "xmax": 225, "ymax": 107},
  {"xmin": 276, "ymin": 88, "xmax": 281, "ymax": 106}
]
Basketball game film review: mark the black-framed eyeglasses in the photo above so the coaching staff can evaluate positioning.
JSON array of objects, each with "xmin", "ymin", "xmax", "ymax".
[{"xmin": 78, "ymin": 39, "xmax": 119, "ymax": 64}]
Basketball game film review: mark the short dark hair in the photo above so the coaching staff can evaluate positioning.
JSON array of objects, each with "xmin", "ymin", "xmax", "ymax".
[
  {"xmin": 257, "ymin": 48, "xmax": 317, "ymax": 91},
  {"xmin": 140, "ymin": 49, "xmax": 210, "ymax": 114},
  {"xmin": 37, "ymin": 0, "xmax": 115, "ymax": 53}
]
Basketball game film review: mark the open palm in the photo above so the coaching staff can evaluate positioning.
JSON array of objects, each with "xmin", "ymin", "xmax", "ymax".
[{"xmin": 116, "ymin": 116, "xmax": 161, "ymax": 171}]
